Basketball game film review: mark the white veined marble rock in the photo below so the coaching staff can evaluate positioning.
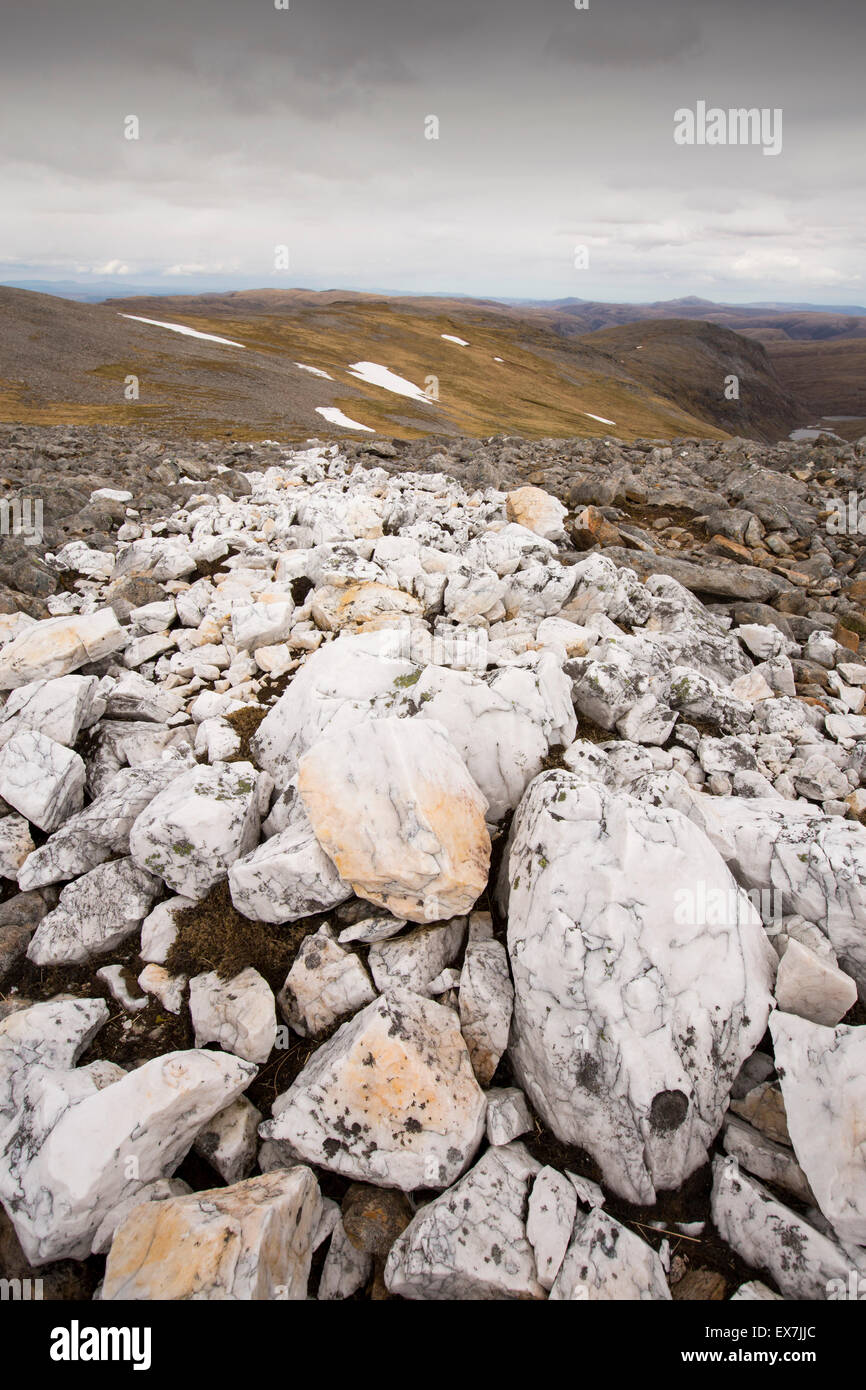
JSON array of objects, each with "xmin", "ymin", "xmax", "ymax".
[
  {"xmin": 773, "ymin": 938, "xmax": 857, "ymax": 1026},
  {"xmin": 0, "ymin": 610, "xmax": 125, "ymax": 690},
  {"xmin": 138, "ymin": 963, "xmax": 187, "ymax": 1014},
  {"xmin": 548, "ymin": 1206, "xmax": 671, "ymax": 1300},
  {"xmin": 228, "ymin": 793, "xmax": 352, "ymax": 924},
  {"xmin": 318, "ymin": 1216, "xmax": 373, "ymax": 1300},
  {"xmin": 459, "ymin": 939, "xmax": 514, "ymax": 1085},
  {"xmin": 0, "ymin": 813, "xmax": 35, "ymax": 879},
  {"xmin": 685, "ymin": 793, "xmax": 866, "ymax": 995},
  {"xmin": 26, "ymin": 858, "xmax": 161, "ymax": 966},
  {"xmin": 0, "ymin": 674, "xmax": 105, "ymax": 748},
  {"xmin": 297, "ymin": 716, "xmax": 490, "ymax": 924},
  {"xmin": 486, "ymin": 1087, "xmax": 533, "ymax": 1146},
  {"xmin": 0, "ymin": 730, "xmax": 86, "ymax": 832},
  {"xmin": 770, "ymin": 1011, "xmax": 866, "ymax": 1246},
  {"xmin": 710, "ymin": 1157, "xmax": 862, "ymax": 1300},
  {"xmin": 251, "ymin": 632, "xmax": 419, "ymax": 785},
  {"xmin": 129, "ymin": 760, "xmax": 263, "ymax": 898},
  {"xmin": 193, "ymin": 1095, "xmax": 262, "ymax": 1185},
  {"xmin": 502, "ymin": 771, "xmax": 776, "ymax": 1205},
  {"xmin": 189, "ymin": 966, "xmax": 277, "ymax": 1064},
  {"xmin": 278, "ymin": 924, "xmax": 376, "ymax": 1037},
  {"xmin": 0, "ymin": 1048, "xmax": 256, "ymax": 1264},
  {"xmin": 139, "ymin": 894, "xmax": 195, "ymax": 963},
  {"xmin": 102, "ymin": 1166, "xmax": 322, "ymax": 1300},
  {"xmin": 18, "ymin": 759, "xmax": 186, "ymax": 889},
  {"xmin": 0, "ymin": 997, "xmax": 109, "ymax": 1127},
  {"xmin": 526, "ymin": 1165, "xmax": 578, "ymax": 1289},
  {"xmin": 260, "ymin": 988, "xmax": 486, "ymax": 1191},
  {"xmin": 90, "ymin": 1178, "xmax": 192, "ymax": 1255},
  {"xmin": 367, "ymin": 917, "xmax": 466, "ymax": 994},
  {"xmin": 384, "ymin": 1143, "xmax": 545, "ymax": 1300},
  {"xmin": 310, "ymin": 581, "xmax": 422, "ymax": 633},
  {"xmin": 113, "ymin": 536, "xmax": 197, "ymax": 582},
  {"xmin": 409, "ymin": 665, "xmax": 548, "ymax": 822}
]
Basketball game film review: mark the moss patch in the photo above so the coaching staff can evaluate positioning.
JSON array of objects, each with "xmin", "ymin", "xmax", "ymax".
[
  {"xmin": 224, "ymin": 704, "xmax": 268, "ymax": 762},
  {"xmin": 166, "ymin": 880, "xmax": 319, "ymax": 991}
]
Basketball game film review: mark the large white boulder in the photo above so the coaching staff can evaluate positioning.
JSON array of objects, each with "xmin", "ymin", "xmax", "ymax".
[
  {"xmin": 129, "ymin": 760, "xmax": 263, "ymax": 898},
  {"xmin": 0, "ymin": 610, "xmax": 125, "ymax": 689},
  {"xmin": 297, "ymin": 716, "xmax": 490, "ymax": 924},
  {"xmin": 771, "ymin": 1011, "xmax": 866, "ymax": 1246},
  {"xmin": 502, "ymin": 771, "xmax": 776, "ymax": 1204}
]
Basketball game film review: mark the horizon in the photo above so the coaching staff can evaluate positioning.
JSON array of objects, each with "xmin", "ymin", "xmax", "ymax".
[
  {"xmin": 3, "ymin": 279, "xmax": 866, "ymax": 314},
  {"xmin": 1, "ymin": 0, "xmax": 863, "ymax": 305}
]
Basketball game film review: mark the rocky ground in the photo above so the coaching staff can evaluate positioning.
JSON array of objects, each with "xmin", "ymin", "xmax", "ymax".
[{"xmin": 0, "ymin": 422, "xmax": 865, "ymax": 1301}]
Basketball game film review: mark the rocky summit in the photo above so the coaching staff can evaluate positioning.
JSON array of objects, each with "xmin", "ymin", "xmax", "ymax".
[{"xmin": 0, "ymin": 422, "xmax": 865, "ymax": 1302}]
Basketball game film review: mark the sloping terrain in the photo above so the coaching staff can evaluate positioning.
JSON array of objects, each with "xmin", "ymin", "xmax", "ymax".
[{"xmin": 0, "ymin": 285, "xmax": 803, "ymax": 444}]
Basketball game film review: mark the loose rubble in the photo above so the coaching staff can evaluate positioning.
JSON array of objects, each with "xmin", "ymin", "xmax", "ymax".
[{"xmin": 0, "ymin": 424, "xmax": 864, "ymax": 1302}]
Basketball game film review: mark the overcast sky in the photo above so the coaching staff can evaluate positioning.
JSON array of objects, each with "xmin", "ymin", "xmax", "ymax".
[{"xmin": 1, "ymin": 0, "xmax": 863, "ymax": 303}]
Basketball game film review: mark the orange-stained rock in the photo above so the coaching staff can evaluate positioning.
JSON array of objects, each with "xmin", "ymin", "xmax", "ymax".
[
  {"xmin": 297, "ymin": 715, "xmax": 490, "ymax": 923},
  {"xmin": 259, "ymin": 988, "xmax": 487, "ymax": 1191},
  {"xmin": 505, "ymin": 486, "xmax": 568, "ymax": 540},
  {"xmin": 310, "ymin": 581, "xmax": 422, "ymax": 633},
  {"xmin": 102, "ymin": 1167, "xmax": 322, "ymax": 1301}
]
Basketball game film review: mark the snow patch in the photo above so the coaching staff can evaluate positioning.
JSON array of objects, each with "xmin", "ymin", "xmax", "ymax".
[
  {"xmin": 441, "ymin": 334, "xmax": 469, "ymax": 347},
  {"xmin": 119, "ymin": 315, "xmax": 245, "ymax": 348},
  {"xmin": 347, "ymin": 361, "xmax": 428, "ymax": 402},
  {"xmin": 295, "ymin": 364, "xmax": 333, "ymax": 380},
  {"xmin": 315, "ymin": 407, "xmax": 374, "ymax": 433},
  {"xmin": 584, "ymin": 411, "xmax": 616, "ymax": 426}
]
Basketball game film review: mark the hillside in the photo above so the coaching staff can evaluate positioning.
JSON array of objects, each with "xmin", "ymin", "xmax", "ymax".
[{"xmin": 0, "ymin": 285, "xmax": 803, "ymax": 444}]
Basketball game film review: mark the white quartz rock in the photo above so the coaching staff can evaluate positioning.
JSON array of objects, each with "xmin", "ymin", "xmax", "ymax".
[
  {"xmin": 410, "ymin": 664, "xmax": 548, "ymax": 822},
  {"xmin": 298, "ymin": 716, "xmax": 490, "ymax": 925},
  {"xmin": 549, "ymin": 1207, "xmax": 671, "ymax": 1300},
  {"xmin": 731, "ymin": 1281, "xmax": 783, "ymax": 1301},
  {"xmin": 0, "ymin": 730, "xmax": 85, "ymax": 832},
  {"xmin": 228, "ymin": 793, "xmax": 351, "ymax": 924},
  {"xmin": 232, "ymin": 599, "xmax": 295, "ymax": 651},
  {"xmin": 526, "ymin": 1165, "xmax": 578, "ymax": 1289},
  {"xmin": 502, "ymin": 772, "xmax": 776, "ymax": 1205},
  {"xmin": 459, "ymin": 939, "xmax": 514, "ymax": 1085},
  {"xmin": 103, "ymin": 670, "xmax": 185, "ymax": 722},
  {"xmin": 318, "ymin": 1217, "xmax": 373, "ymax": 1300},
  {"xmin": 26, "ymin": 859, "xmax": 161, "ymax": 966},
  {"xmin": 682, "ymin": 793, "xmax": 866, "ymax": 994},
  {"xmin": 251, "ymin": 633, "xmax": 418, "ymax": 785},
  {"xmin": 279, "ymin": 924, "xmax": 376, "ymax": 1037},
  {"xmin": 384, "ymin": 1143, "xmax": 545, "ymax": 1300},
  {"xmin": 90, "ymin": 1179, "xmax": 191, "ymax": 1255},
  {"xmin": 138, "ymin": 963, "xmax": 186, "ymax": 1014},
  {"xmin": 770, "ymin": 1011, "xmax": 866, "ymax": 1246},
  {"xmin": 486, "ymin": 1087, "xmax": 533, "ymax": 1145},
  {"xmin": 260, "ymin": 988, "xmax": 486, "ymax": 1191},
  {"xmin": 96, "ymin": 964, "xmax": 149, "ymax": 1013},
  {"xmin": 506, "ymin": 486, "xmax": 568, "ymax": 540},
  {"xmin": 774, "ymin": 939, "xmax": 857, "ymax": 1026},
  {"xmin": 0, "ymin": 674, "xmax": 105, "ymax": 748},
  {"xmin": 0, "ymin": 997, "xmax": 108, "ymax": 1127},
  {"xmin": 337, "ymin": 912, "xmax": 407, "ymax": 945},
  {"xmin": 0, "ymin": 813, "xmax": 34, "ymax": 879},
  {"xmin": 18, "ymin": 760, "xmax": 186, "ymax": 889},
  {"xmin": 139, "ymin": 894, "xmax": 195, "ymax": 963},
  {"xmin": 114, "ymin": 536, "xmax": 197, "ymax": 582},
  {"xmin": 189, "ymin": 966, "xmax": 277, "ymax": 1064},
  {"xmin": 710, "ymin": 1157, "xmax": 862, "ymax": 1300},
  {"xmin": 0, "ymin": 1048, "xmax": 256, "ymax": 1264},
  {"xmin": 194, "ymin": 1095, "xmax": 262, "ymax": 1184},
  {"xmin": 129, "ymin": 760, "xmax": 262, "ymax": 898},
  {"xmin": 0, "ymin": 610, "xmax": 125, "ymax": 690},
  {"xmin": 367, "ymin": 917, "xmax": 466, "ymax": 994},
  {"xmin": 102, "ymin": 1167, "xmax": 322, "ymax": 1301}
]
